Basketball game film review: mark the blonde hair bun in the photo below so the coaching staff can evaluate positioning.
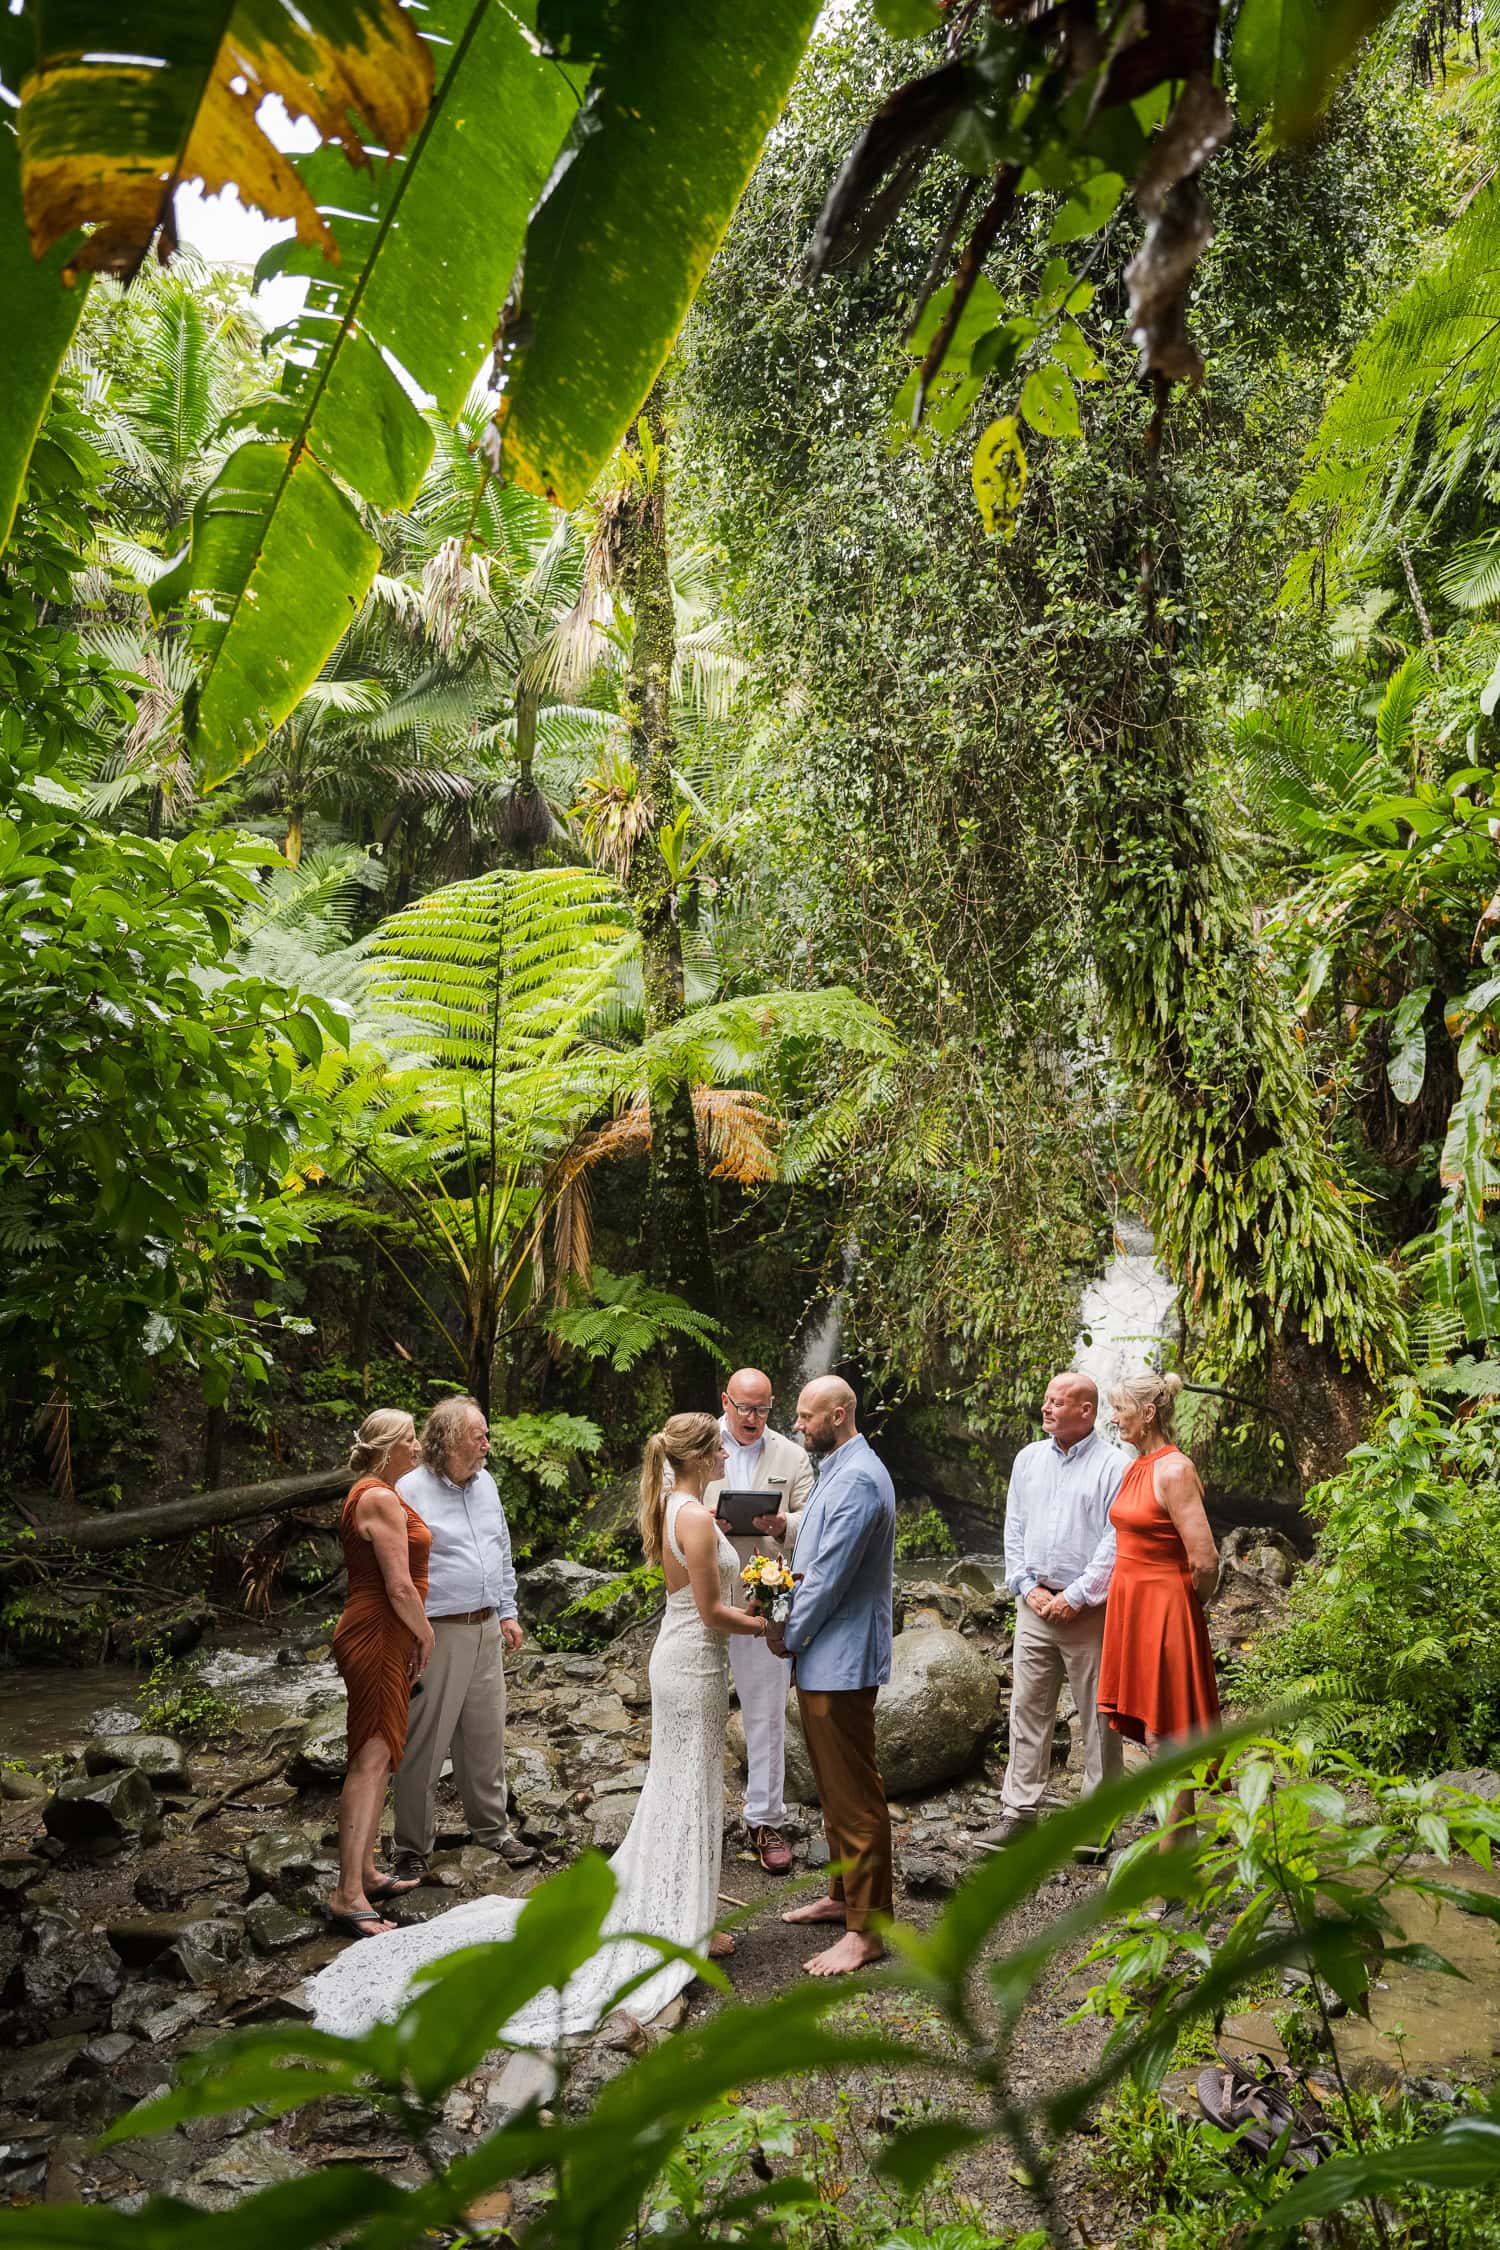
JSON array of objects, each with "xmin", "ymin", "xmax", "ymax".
[{"xmin": 1162, "ymin": 1372, "xmax": 1184, "ymax": 1399}]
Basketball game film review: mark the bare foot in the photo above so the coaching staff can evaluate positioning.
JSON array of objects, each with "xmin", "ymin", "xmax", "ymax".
[
  {"xmin": 707, "ymin": 1933, "xmax": 736, "ymax": 1958},
  {"xmin": 781, "ymin": 1897, "xmax": 846, "ymax": 1927},
  {"xmin": 804, "ymin": 1931, "xmax": 885, "ymax": 1978}
]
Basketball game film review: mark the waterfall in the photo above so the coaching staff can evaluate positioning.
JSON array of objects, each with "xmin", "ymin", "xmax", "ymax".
[
  {"xmin": 793, "ymin": 1238, "xmax": 858, "ymax": 1389},
  {"xmin": 1073, "ymin": 1216, "xmax": 1177, "ymax": 1407}
]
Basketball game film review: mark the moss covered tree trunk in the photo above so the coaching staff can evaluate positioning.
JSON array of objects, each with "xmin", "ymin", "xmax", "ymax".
[
  {"xmin": 1084, "ymin": 411, "xmax": 1392, "ymax": 1492},
  {"xmin": 620, "ymin": 389, "xmax": 717, "ymax": 1408}
]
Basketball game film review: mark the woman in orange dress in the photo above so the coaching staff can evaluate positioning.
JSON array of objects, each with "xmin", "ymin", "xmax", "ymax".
[
  {"xmin": 1096, "ymin": 1371, "xmax": 1220, "ymax": 1843},
  {"xmin": 328, "ymin": 1410, "xmax": 436, "ymax": 1939}
]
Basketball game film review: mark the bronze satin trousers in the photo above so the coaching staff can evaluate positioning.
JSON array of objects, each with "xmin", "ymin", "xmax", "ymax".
[{"xmin": 795, "ymin": 1684, "xmax": 893, "ymax": 1930}]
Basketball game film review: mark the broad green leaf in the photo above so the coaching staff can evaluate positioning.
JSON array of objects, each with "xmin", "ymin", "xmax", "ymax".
[
  {"xmin": 0, "ymin": 2166, "xmax": 409, "ymax": 2250},
  {"xmin": 1020, "ymin": 360, "xmax": 1081, "ymax": 439},
  {"xmin": 892, "ymin": 276, "xmax": 1004, "ymax": 441},
  {"xmin": 1250, "ymin": 2114, "xmax": 1500, "ymax": 2239},
  {"xmin": 0, "ymin": 124, "xmax": 91, "ymax": 555},
  {"xmin": 14, "ymin": 0, "xmax": 432, "ymax": 279},
  {"xmin": 1386, "ymin": 984, "xmax": 1432, "ymax": 1105},
  {"xmin": 500, "ymin": 0, "xmax": 821, "ymax": 504},
  {"xmin": 874, "ymin": 0, "xmax": 945, "ymax": 35},
  {"xmin": 157, "ymin": 1, "xmax": 573, "ymax": 776},
  {"xmin": 973, "ymin": 415, "xmax": 1028, "ymax": 539},
  {"xmin": 1375, "ymin": 651, "xmax": 1433, "ymax": 766},
  {"xmin": 1054, "ymin": 317, "xmax": 1105, "ymax": 381},
  {"xmin": 877, "ymin": 2120, "xmax": 993, "ymax": 2193},
  {"xmin": 1231, "ymin": 0, "xmax": 1406, "ymax": 144},
  {"xmin": 1049, "ymin": 168, "xmax": 1124, "ymax": 245}
]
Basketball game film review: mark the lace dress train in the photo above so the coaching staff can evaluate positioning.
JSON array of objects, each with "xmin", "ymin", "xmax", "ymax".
[{"xmin": 306, "ymin": 1493, "xmax": 735, "ymax": 2042}]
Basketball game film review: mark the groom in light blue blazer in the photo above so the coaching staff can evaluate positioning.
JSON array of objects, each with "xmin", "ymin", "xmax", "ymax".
[{"xmin": 766, "ymin": 1376, "xmax": 895, "ymax": 1976}]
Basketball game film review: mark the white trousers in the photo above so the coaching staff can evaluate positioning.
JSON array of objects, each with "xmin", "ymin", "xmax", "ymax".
[
  {"xmin": 729, "ymin": 1626, "xmax": 793, "ymax": 1829},
  {"xmin": 1001, "ymin": 1597, "xmax": 1121, "ymax": 1816}
]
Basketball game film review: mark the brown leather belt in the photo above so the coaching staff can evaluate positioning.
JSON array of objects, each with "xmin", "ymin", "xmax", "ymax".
[{"xmin": 430, "ymin": 1607, "xmax": 493, "ymax": 1625}]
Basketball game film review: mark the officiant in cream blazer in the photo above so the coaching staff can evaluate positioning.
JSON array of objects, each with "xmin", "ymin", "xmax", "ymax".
[{"xmin": 704, "ymin": 1367, "xmax": 815, "ymax": 1872}]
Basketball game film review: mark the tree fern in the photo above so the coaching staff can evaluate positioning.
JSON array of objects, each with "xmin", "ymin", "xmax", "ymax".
[{"xmin": 545, "ymin": 1267, "xmax": 727, "ymax": 1373}]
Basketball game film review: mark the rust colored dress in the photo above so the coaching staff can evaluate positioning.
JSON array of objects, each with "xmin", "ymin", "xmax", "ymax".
[
  {"xmin": 1096, "ymin": 1448, "xmax": 1220, "ymax": 1746},
  {"xmin": 332, "ymin": 1478, "xmax": 432, "ymax": 1770}
]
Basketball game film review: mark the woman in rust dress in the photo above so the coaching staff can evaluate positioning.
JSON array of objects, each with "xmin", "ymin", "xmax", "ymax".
[
  {"xmin": 1097, "ymin": 1371, "xmax": 1220, "ymax": 1843},
  {"xmin": 328, "ymin": 1410, "xmax": 436, "ymax": 1939}
]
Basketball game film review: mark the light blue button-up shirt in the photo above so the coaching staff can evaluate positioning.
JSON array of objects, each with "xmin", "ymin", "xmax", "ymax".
[
  {"xmin": 397, "ymin": 1463, "xmax": 518, "ymax": 1621},
  {"xmin": 1003, "ymin": 1429, "xmax": 1124, "ymax": 1611}
]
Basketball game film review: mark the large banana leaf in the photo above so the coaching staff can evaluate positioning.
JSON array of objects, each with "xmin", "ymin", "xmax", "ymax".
[
  {"xmin": 15, "ymin": 0, "xmax": 431, "ymax": 274},
  {"xmin": 152, "ymin": 0, "xmax": 574, "ymax": 780},
  {"xmin": 1231, "ymin": 0, "xmax": 1403, "ymax": 142},
  {"xmin": 498, "ymin": 0, "xmax": 821, "ymax": 505},
  {"xmin": 0, "ymin": 123, "xmax": 90, "ymax": 551}
]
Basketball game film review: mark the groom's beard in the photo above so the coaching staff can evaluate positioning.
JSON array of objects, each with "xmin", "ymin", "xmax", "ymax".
[{"xmin": 802, "ymin": 1434, "xmax": 832, "ymax": 1461}]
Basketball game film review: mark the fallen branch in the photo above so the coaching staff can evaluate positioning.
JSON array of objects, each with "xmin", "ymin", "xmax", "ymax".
[
  {"xmin": 186, "ymin": 1747, "xmax": 299, "ymax": 1832},
  {"xmin": 9, "ymin": 1465, "xmax": 348, "ymax": 1556}
]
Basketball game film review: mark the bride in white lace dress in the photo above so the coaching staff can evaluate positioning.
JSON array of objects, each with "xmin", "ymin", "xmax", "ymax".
[{"xmin": 307, "ymin": 1411, "xmax": 767, "ymax": 2040}]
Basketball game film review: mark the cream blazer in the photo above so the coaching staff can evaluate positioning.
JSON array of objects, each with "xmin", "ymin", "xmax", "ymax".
[{"xmin": 704, "ymin": 1424, "xmax": 816, "ymax": 1611}]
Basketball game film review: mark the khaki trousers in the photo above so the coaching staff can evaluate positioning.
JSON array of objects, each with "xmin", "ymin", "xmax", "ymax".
[
  {"xmin": 796, "ymin": 1685, "xmax": 893, "ymax": 1931},
  {"xmin": 1001, "ymin": 1597, "xmax": 1121, "ymax": 1817},
  {"xmin": 392, "ymin": 1614, "xmax": 509, "ymax": 1859}
]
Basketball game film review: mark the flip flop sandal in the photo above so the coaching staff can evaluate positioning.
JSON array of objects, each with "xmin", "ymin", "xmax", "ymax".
[
  {"xmin": 366, "ymin": 1876, "xmax": 422, "ymax": 1901},
  {"xmin": 327, "ymin": 1910, "xmax": 394, "ymax": 1940}
]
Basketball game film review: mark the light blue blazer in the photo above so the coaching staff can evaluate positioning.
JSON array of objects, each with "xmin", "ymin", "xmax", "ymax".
[{"xmin": 781, "ymin": 1434, "xmax": 896, "ymax": 1693}]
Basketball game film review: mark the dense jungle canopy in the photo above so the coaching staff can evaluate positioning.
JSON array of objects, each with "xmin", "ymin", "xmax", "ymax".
[{"xmin": 6, "ymin": 0, "xmax": 1500, "ymax": 2242}]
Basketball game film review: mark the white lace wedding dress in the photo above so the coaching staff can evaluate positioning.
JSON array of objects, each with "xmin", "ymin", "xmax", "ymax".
[{"xmin": 306, "ymin": 1492, "xmax": 736, "ymax": 2041}]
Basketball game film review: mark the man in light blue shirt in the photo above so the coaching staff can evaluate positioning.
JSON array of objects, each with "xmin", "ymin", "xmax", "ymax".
[
  {"xmin": 985, "ymin": 1371, "xmax": 1125, "ymax": 1847},
  {"xmin": 392, "ymin": 1395, "xmax": 527, "ymax": 1870}
]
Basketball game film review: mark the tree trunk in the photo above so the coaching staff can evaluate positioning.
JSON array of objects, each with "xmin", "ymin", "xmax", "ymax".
[
  {"xmin": 17, "ymin": 1466, "xmax": 349, "ymax": 1554},
  {"xmin": 620, "ymin": 385, "xmax": 718, "ymax": 1407}
]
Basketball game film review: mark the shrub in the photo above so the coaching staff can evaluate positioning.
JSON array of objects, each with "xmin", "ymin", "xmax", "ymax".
[{"xmin": 1232, "ymin": 1393, "xmax": 1500, "ymax": 1769}]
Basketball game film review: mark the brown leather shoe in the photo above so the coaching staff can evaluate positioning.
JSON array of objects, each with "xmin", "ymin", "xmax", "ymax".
[{"xmin": 752, "ymin": 1824, "xmax": 793, "ymax": 1874}]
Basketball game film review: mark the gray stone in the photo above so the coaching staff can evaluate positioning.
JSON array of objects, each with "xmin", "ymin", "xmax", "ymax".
[
  {"xmin": 77, "ymin": 2032, "xmax": 136, "ymax": 2073},
  {"xmin": 519, "ymin": 1559, "xmax": 615, "ymax": 1629},
  {"xmin": 244, "ymin": 1827, "xmax": 331, "ymax": 1905},
  {"xmin": 86, "ymin": 1707, "xmax": 140, "ymax": 1737},
  {"xmin": 1435, "ymin": 1770, "xmax": 1500, "ymax": 1803},
  {"xmin": 178, "ymin": 2129, "xmax": 309, "ymax": 2211},
  {"xmin": 806, "ymin": 1837, "xmax": 830, "ymax": 1868},
  {"xmin": 589, "ymin": 1792, "xmax": 640, "ymax": 1851},
  {"xmin": 0, "ymin": 1854, "xmax": 43, "ymax": 1913},
  {"xmin": 945, "ymin": 1559, "xmax": 1001, "ymax": 1597},
  {"xmin": 84, "ymin": 1735, "xmax": 192, "ymax": 1792},
  {"xmin": 0, "ymin": 2035, "xmax": 88, "ymax": 2100},
  {"xmin": 508, "ymin": 1742, "xmax": 563, "ymax": 1803},
  {"xmin": 900, "ymin": 1855, "xmax": 957, "ymax": 1898},
  {"xmin": 289, "ymin": 1713, "xmax": 347, "ymax": 1786},
  {"xmin": 105, "ymin": 1913, "xmax": 223, "ymax": 1968},
  {"xmin": 18, "ymin": 1927, "xmax": 123, "ymax": 2020},
  {"xmin": 44, "ymin": 1767, "xmax": 161, "ymax": 1851},
  {"xmin": 162, "ymin": 1919, "xmax": 244, "ymax": 1988},
  {"xmin": 245, "ymin": 1897, "xmax": 321, "ymax": 1955},
  {"xmin": 873, "ymin": 1626, "xmax": 1000, "ymax": 1796},
  {"xmin": 134, "ymin": 1853, "xmax": 237, "ymax": 1912},
  {"xmin": 0, "ymin": 1770, "xmax": 47, "ymax": 1804},
  {"xmin": 567, "ymin": 1696, "xmax": 631, "ymax": 1737},
  {"xmin": 483, "ymin": 2049, "xmax": 558, "ymax": 2115}
]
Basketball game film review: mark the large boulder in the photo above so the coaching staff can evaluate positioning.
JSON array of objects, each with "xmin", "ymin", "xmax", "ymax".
[
  {"xmin": 519, "ymin": 1559, "xmax": 613, "ymax": 1628},
  {"xmin": 85, "ymin": 1735, "xmax": 192, "ymax": 1792},
  {"xmin": 44, "ymin": 1766, "xmax": 161, "ymax": 1852},
  {"xmin": 519, "ymin": 1560, "xmax": 662, "ymax": 1646},
  {"xmin": 244, "ymin": 1826, "xmax": 334, "ymax": 1907},
  {"xmin": 289, "ymin": 1711, "xmax": 348, "ymax": 1785},
  {"xmin": 12, "ymin": 1903, "xmax": 123, "ymax": 2024},
  {"xmin": 877, "ymin": 1627, "xmax": 1000, "ymax": 1794}
]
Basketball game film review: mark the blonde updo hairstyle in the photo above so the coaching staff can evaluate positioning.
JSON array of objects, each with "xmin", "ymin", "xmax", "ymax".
[
  {"xmin": 1110, "ymin": 1368, "xmax": 1184, "ymax": 1441},
  {"xmin": 639, "ymin": 1411, "xmax": 723, "ymax": 1563},
  {"xmin": 348, "ymin": 1408, "xmax": 415, "ymax": 1480}
]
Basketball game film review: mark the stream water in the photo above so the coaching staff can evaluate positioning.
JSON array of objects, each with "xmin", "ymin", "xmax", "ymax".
[{"xmin": 4, "ymin": 1633, "xmax": 343, "ymax": 1766}]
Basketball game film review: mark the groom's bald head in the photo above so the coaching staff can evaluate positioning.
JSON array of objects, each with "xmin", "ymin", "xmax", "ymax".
[{"xmin": 795, "ymin": 1375, "xmax": 857, "ymax": 1459}]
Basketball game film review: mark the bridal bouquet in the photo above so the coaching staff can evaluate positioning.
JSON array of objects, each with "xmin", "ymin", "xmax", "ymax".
[{"xmin": 741, "ymin": 1554, "xmax": 796, "ymax": 1623}]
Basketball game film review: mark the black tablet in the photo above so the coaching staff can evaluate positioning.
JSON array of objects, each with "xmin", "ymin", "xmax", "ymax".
[{"xmin": 714, "ymin": 1488, "xmax": 783, "ymax": 1536}]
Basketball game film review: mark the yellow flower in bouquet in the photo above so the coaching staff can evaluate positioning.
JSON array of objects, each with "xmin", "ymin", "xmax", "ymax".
[{"xmin": 741, "ymin": 1554, "xmax": 796, "ymax": 1621}]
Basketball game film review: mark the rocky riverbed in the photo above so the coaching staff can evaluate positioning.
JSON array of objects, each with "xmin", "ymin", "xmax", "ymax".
[{"xmin": 4, "ymin": 1530, "xmax": 1476, "ymax": 2228}]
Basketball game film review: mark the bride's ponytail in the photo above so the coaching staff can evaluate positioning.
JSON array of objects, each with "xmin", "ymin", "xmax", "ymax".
[{"xmin": 639, "ymin": 1432, "xmax": 670, "ymax": 1562}]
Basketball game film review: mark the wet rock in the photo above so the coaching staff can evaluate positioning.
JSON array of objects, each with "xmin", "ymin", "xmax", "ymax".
[
  {"xmin": 894, "ymin": 1578, "xmax": 1000, "ymax": 1635},
  {"xmin": 86, "ymin": 1707, "xmax": 140, "ymax": 1737},
  {"xmin": 0, "ymin": 1769, "xmax": 47, "ymax": 1804},
  {"xmin": 105, "ymin": 1913, "xmax": 224, "ymax": 1970},
  {"xmin": 84, "ymin": 1735, "xmax": 192, "ymax": 1793},
  {"xmin": 289, "ymin": 1713, "xmax": 347, "ymax": 1786},
  {"xmin": 245, "ymin": 1898, "xmax": 321, "ymax": 1955},
  {"xmin": 162, "ymin": 1919, "xmax": 244, "ymax": 1987},
  {"xmin": 1220, "ymin": 1526, "xmax": 1299, "ymax": 1587},
  {"xmin": 108, "ymin": 1606, "xmax": 212, "ymax": 1667},
  {"xmin": 520, "ymin": 1560, "xmax": 615, "ymax": 1629},
  {"xmin": 806, "ymin": 1837, "xmax": 830, "ymax": 1868},
  {"xmin": 244, "ymin": 1827, "xmax": 332, "ymax": 1906},
  {"xmin": 77, "ymin": 2032, "xmax": 136, "ymax": 2074},
  {"xmin": 15, "ymin": 1914, "xmax": 123, "ymax": 2023},
  {"xmin": 945, "ymin": 1559, "xmax": 1001, "ymax": 1598},
  {"xmin": 44, "ymin": 1767, "xmax": 161, "ymax": 1853},
  {"xmin": 874, "ymin": 1626, "xmax": 1000, "ymax": 1796},
  {"xmin": 0, "ymin": 1855, "xmax": 44, "ymax": 1914},
  {"xmin": 0, "ymin": 2034, "xmax": 91, "ymax": 2102},
  {"xmin": 175, "ymin": 2129, "xmax": 309, "ymax": 2210},
  {"xmin": 134, "ymin": 1853, "xmax": 237, "ymax": 1912},
  {"xmin": 900, "ymin": 1855, "xmax": 957, "ymax": 1898}
]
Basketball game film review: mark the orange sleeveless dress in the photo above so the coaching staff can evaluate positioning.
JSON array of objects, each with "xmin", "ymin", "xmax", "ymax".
[
  {"xmin": 1096, "ymin": 1447, "xmax": 1220, "ymax": 1746},
  {"xmin": 332, "ymin": 1478, "xmax": 432, "ymax": 1770}
]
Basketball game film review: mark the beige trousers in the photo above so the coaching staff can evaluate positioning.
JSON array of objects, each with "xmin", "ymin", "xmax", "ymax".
[
  {"xmin": 392, "ymin": 1614, "xmax": 509, "ymax": 1859},
  {"xmin": 1001, "ymin": 1597, "xmax": 1121, "ymax": 1817}
]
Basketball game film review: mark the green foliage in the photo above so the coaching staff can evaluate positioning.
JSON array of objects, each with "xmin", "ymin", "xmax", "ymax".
[
  {"xmin": 546, "ymin": 1265, "xmax": 728, "ymax": 1372},
  {"xmin": 137, "ymin": 1654, "xmax": 241, "ymax": 1745},
  {"xmin": 1234, "ymin": 1395, "xmax": 1500, "ymax": 1766},
  {"xmin": 894, "ymin": 1504, "xmax": 956, "ymax": 1560}
]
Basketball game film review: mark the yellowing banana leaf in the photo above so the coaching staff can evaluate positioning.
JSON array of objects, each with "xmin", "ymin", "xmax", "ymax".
[
  {"xmin": 15, "ymin": 0, "xmax": 432, "ymax": 278},
  {"xmin": 0, "ymin": 122, "xmax": 90, "ymax": 552},
  {"xmin": 499, "ymin": 0, "xmax": 821, "ymax": 505},
  {"xmin": 153, "ymin": 0, "xmax": 574, "ymax": 778}
]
